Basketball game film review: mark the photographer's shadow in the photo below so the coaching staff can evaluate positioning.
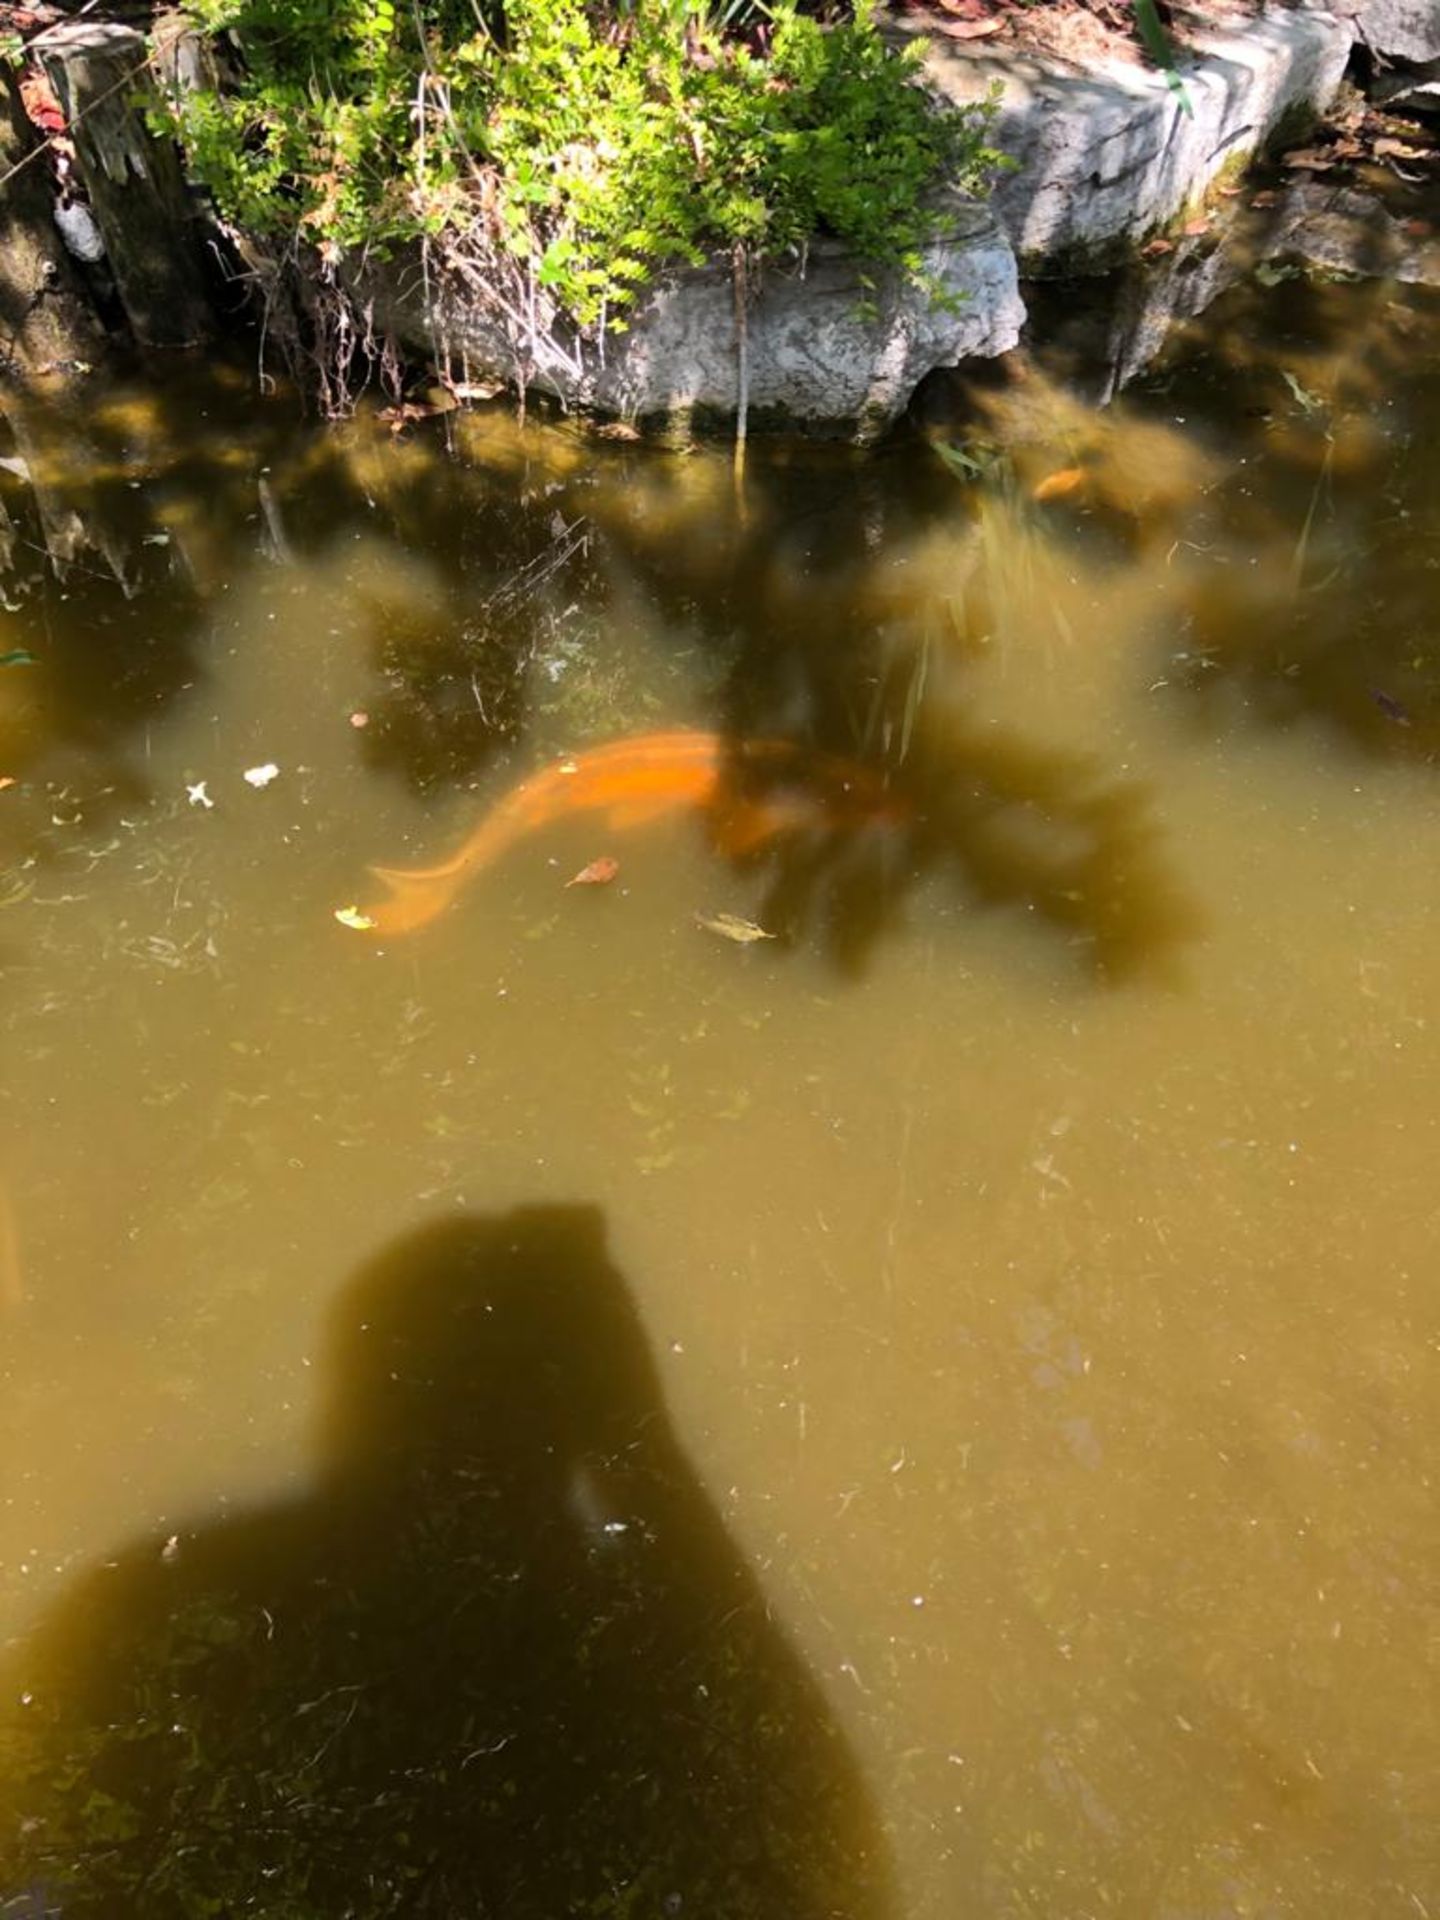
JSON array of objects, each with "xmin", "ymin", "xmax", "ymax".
[{"xmin": 3, "ymin": 1208, "xmax": 891, "ymax": 1919}]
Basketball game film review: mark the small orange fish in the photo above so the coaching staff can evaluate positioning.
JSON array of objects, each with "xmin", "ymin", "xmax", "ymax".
[
  {"xmin": 1032, "ymin": 466, "xmax": 1087, "ymax": 503},
  {"xmin": 359, "ymin": 730, "xmax": 893, "ymax": 936}
]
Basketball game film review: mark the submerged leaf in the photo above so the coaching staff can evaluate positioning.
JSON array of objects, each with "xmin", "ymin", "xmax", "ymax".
[
  {"xmin": 1282, "ymin": 147, "xmax": 1335, "ymax": 171},
  {"xmin": 334, "ymin": 905, "xmax": 377, "ymax": 930},
  {"xmin": 933, "ymin": 439, "xmax": 989, "ymax": 480},
  {"xmin": 1369, "ymin": 687, "xmax": 1412, "ymax": 728},
  {"xmin": 1280, "ymin": 369, "xmax": 1323, "ymax": 414},
  {"xmin": 445, "ymin": 378, "xmax": 504, "ymax": 401},
  {"xmin": 695, "ymin": 911, "xmax": 775, "ymax": 945},
  {"xmin": 565, "ymin": 855, "xmax": 620, "ymax": 888},
  {"xmin": 0, "ymin": 650, "xmax": 37, "ymax": 668}
]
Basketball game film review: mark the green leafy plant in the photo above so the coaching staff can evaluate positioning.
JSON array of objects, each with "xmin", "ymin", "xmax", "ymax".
[{"xmin": 159, "ymin": 0, "xmax": 1007, "ymax": 351}]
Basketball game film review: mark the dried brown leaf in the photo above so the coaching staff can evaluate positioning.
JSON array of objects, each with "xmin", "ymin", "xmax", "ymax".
[
  {"xmin": 445, "ymin": 379, "xmax": 505, "ymax": 402},
  {"xmin": 1373, "ymin": 135, "xmax": 1430, "ymax": 159},
  {"xmin": 932, "ymin": 17, "xmax": 1005, "ymax": 36},
  {"xmin": 566, "ymin": 856, "xmax": 620, "ymax": 888}
]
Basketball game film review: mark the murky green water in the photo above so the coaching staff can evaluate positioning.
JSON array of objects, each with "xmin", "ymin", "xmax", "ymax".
[{"xmin": 3, "ymin": 275, "xmax": 1440, "ymax": 1917}]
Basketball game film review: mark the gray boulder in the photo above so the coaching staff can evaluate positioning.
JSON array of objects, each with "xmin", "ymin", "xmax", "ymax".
[
  {"xmin": 1373, "ymin": 57, "xmax": 1440, "ymax": 112},
  {"xmin": 1355, "ymin": 0, "xmax": 1440, "ymax": 65},
  {"xmin": 904, "ymin": 4, "xmax": 1355, "ymax": 271},
  {"xmin": 361, "ymin": 200, "xmax": 1024, "ymax": 440}
]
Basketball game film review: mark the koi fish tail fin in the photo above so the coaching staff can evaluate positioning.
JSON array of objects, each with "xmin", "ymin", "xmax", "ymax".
[
  {"xmin": 371, "ymin": 850, "xmax": 473, "ymax": 885},
  {"xmin": 362, "ymin": 864, "xmax": 457, "ymax": 936}
]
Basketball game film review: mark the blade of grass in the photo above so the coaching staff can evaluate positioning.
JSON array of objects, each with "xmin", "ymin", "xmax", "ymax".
[{"xmin": 1134, "ymin": 0, "xmax": 1194, "ymax": 118}]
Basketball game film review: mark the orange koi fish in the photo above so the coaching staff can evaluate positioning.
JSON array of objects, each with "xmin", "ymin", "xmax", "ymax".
[
  {"xmin": 1031, "ymin": 465, "xmax": 1088, "ymax": 504},
  {"xmin": 361, "ymin": 730, "xmax": 893, "ymax": 936}
]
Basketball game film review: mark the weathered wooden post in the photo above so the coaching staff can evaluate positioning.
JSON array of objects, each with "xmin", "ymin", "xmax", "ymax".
[
  {"xmin": 0, "ymin": 58, "xmax": 135, "ymax": 587},
  {"xmin": 0, "ymin": 58, "xmax": 109, "ymax": 384},
  {"xmin": 40, "ymin": 21, "xmax": 213, "ymax": 349}
]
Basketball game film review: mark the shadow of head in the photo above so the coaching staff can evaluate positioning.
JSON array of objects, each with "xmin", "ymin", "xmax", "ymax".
[
  {"xmin": 1, "ymin": 1205, "xmax": 892, "ymax": 1920},
  {"xmin": 317, "ymin": 1206, "xmax": 660, "ymax": 1503}
]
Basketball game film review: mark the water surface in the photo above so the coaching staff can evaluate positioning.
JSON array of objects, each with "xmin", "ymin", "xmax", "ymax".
[{"xmin": 2, "ymin": 278, "xmax": 1440, "ymax": 1915}]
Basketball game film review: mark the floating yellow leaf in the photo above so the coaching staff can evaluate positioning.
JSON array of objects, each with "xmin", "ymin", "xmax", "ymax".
[
  {"xmin": 695, "ymin": 911, "xmax": 775, "ymax": 944},
  {"xmin": 334, "ymin": 905, "xmax": 377, "ymax": 931}
]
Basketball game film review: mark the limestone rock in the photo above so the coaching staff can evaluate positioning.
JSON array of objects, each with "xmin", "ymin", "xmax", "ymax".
[
  {"xmin": 1355, "ymin": 0, "xmax": 1440, "ymax": 65},
  {"xmin": 1269, "ymin": 179, "xmax": 1440, "ymax": 285},
  {"xmin": 1023, "ymin": 228, "xmax": 1247, "ymax": 404},
  {"xmin": 362, "ymin": 201, "xmax": 1025, "ymax": 440},
  {"xmin": 1373, "ymin": 57, "xmax": 1440, "ymax": 112},
  {"xmin": 905, "ymin": 4, "xmax": 1355, "ymax": 272}
]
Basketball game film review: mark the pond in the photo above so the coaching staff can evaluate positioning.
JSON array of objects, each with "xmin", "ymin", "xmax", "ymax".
[{"xmin": 2, "ymin": 271, "xmax": 1439, "ymax": 1916}]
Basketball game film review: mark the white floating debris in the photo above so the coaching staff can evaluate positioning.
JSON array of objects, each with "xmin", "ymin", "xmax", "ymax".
[
  {"xmin": 186, "ymin": 781, "xmax": 213, "ymax": 810},
  {"xmin": 243, "ymin": 763, "xmax": 280, "ymax": 788}
]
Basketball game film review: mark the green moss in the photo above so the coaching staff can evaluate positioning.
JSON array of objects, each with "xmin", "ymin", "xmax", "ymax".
[
  {"xmin": 1263, "ymin": 95, "xmax": 1320, "ymax": 156},
  {"xmin": 1203, "ymin": 143, "xmax": 1255, "ymax": 202}
]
